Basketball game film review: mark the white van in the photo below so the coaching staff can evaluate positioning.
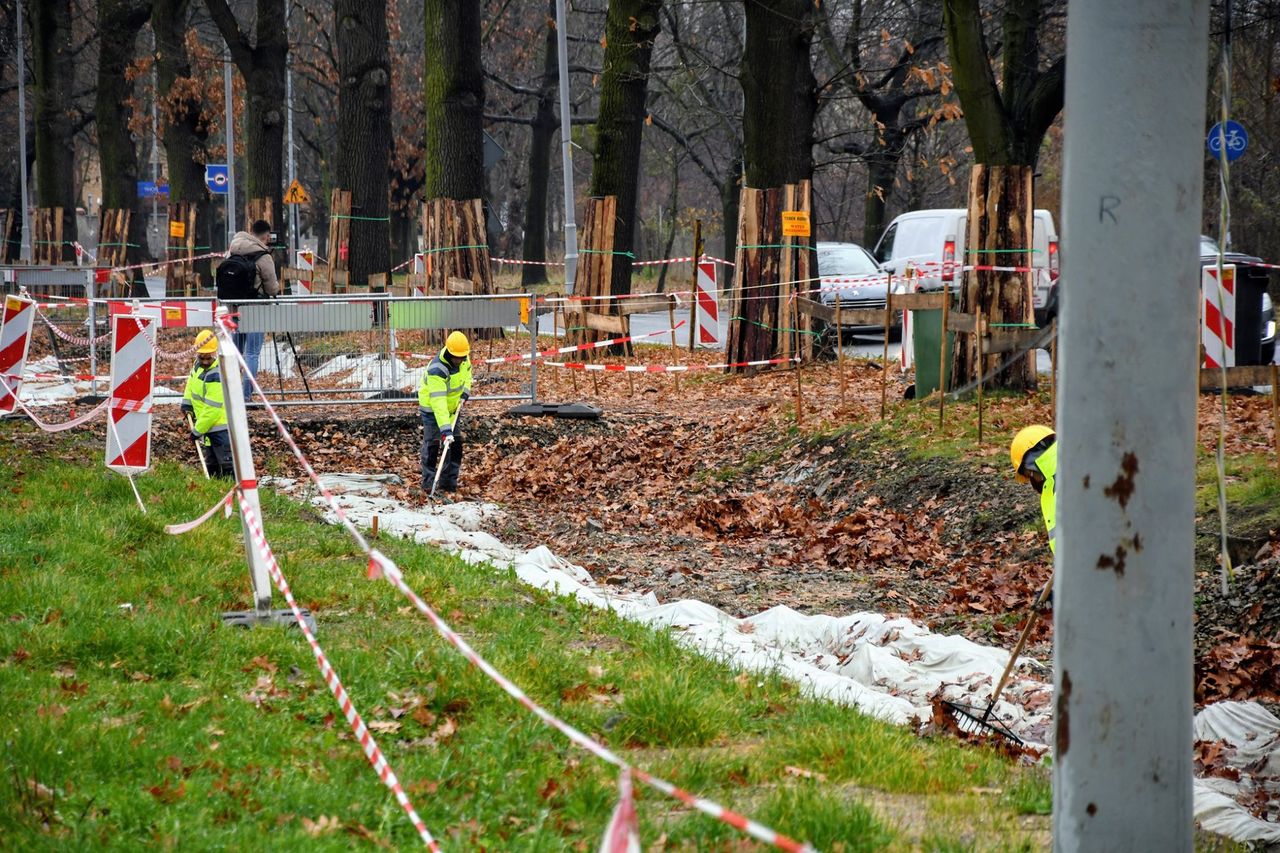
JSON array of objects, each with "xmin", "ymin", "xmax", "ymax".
[{"xmin": 872, "ymin": 208, "xmax": 1060, "ymax": 324}]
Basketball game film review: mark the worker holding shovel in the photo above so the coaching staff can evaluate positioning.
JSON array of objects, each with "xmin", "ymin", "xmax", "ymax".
[{"xmin": 419, "ymin": 331, "xmax": 473, "ymax": 500}]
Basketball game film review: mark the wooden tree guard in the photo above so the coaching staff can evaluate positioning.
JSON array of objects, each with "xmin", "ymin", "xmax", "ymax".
[
  {"xmin": 726, "ymin": 182, "xmax": 816, "ymax": 372},
  {"xmin": 95, "ymin": 208, "xmax": 131, "ymax": 271},
  {"xmin": 0, "ymin": 209, "xmax": 18, "ymax": 263},
  {"xmin": 320, "ymin": 189, "xmax": 352, "ymax": 294},
  {"xmin": 244, "ymin": 197, "xmax": 275, "ymax": 232},
  {"xmin": 566, "ymin": 196, "xmax": 627, "ymax": 359},
  {"xmin": 32, "ymin": 208, "xmax": 65, "ymax": 265},
  {"xmin": 423, "ymin": 197, "xmax": 494, "ymax": 295},
  {"xmin": 165, "ymin": 201, "xmax": 199, "ymax": 296},
  {"xmin": 956, "ymin": 164, "xmax": 1037, "ymax": 389}
]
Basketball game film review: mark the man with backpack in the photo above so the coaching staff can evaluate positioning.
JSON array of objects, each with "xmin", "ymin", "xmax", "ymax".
[{"xmin": 217, "ymin": 220, "xmax": 280, "ymax": 403}]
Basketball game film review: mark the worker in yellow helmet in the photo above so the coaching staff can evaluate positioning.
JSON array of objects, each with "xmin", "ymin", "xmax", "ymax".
[
  {"xmin": 418, "ymin": 331, "xmax": 473, "ymax": 497},
  {"xmin": 181, "ymin": 330, "xmax": 233, "ymax": 477},
  {"xmin": 1011, "ymin": 425, "xmax": 1057, "ymax": 554}
]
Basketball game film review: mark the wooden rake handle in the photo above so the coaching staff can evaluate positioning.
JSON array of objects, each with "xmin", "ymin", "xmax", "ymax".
[{"xmin": 982, "ymin": 579, "xmax": 1052, "ymax": 723}]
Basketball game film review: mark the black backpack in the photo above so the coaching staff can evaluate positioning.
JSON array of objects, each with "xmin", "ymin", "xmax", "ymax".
[{"xmin": 216, "ymin": 251, "xmax": 267, "ymax": 301}]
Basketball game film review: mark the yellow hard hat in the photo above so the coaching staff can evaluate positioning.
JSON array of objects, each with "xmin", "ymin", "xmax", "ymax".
[
  {"xmin": 194, "ymin": 330, "xmax": 218, "ymax": 355},
  {"xmin": 445, "ymin": 331, "xmax": 470, "ymax": 358},
  {"xmin": 1011, "ymin": 425, "xmax": 1055, "ymax": 483}
]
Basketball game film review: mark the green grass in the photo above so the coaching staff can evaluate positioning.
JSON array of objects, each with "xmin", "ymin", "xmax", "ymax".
[{"xmin": 0, "ymin": 429, "xmax": 1054, "ymax": 850}]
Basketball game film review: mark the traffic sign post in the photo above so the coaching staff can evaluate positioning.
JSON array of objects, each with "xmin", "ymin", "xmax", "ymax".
[
  {"xmin": 1207, "ymin": 120, "xmax": 1248, "ymax": 162},
  {"xmin": 205, "ymin": 164, "xmax": 229, "ymax": 195}
]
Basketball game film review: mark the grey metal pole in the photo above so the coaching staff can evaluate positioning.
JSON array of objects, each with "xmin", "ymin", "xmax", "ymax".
[
  {"xmin": 554, "ymin": 0, "xmax": 578, "ymax": 294},
  {"xmin": 224, "ymin": 49, "xmax": 237, "ymax": 247},
  {"xmin": 215, "ymin": 306, "xmax": 273, "ymax": 614},
  {"xmin": 1055, "ymin": 2, "xmax": 1209, "ymax": 851},
  {"xmin": 285, "ymin": 0, "xmax": 298, "ymax": 256},
  {"xmin": 16, "ymin": 0, "xmax": 31, "ymax": 262}
]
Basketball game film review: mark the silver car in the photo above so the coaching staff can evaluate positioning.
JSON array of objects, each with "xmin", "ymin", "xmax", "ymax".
[{"xmin": 816, "ymin": 241, "xmax": 899, "ymax": 336}]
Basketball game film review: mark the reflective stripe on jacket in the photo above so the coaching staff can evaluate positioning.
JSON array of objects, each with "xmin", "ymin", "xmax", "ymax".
[
  {"xmin": 183, "ymin": 359, "xmax": 229, "ymax": 436},
  {"xmin": 417, "ymin": 348, "xmax": 473, "ymax": 429},
  {"xmin": 1035, "ymin": 441, "xmax": 1058, "ymax": 554}
]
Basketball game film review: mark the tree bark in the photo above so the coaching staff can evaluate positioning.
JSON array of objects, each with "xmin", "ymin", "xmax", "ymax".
[
  {"xmin": 741, "ymin": 0, "xmax": 816, "ymax": 188},
  {"xmin": 155, "ymin": 0, "xmax": 213, "ymax": 281},
  {"xmin": 96, "ymin": 0, "xmax": 153, "ymax": 271},
  {"xmin": 30, "ymin": 0, "xmax": 78, "ymax": 260},
  {"xmin": 336, "ymin": 0, "xmax": 392, "ymax": 288},
  {"xmin": 424, "ymin": 0, "xmax": 485, "ymax": 201},
  {"xmin": 520, "ymin": 0, "xmax": 558, "ymax": 288},
  {"xmin": 206, "ymin": 0, "xmax": 288, "ymax": 248},
  {"xmin": 586, "ymin": 0, "xmax": 663, "ymax": 298}
]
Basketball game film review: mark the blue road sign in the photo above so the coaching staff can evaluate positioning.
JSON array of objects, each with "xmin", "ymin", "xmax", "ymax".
[
  {"xmin": 1207, "ymin": 120, "xmax": 1248, "ymax": 162},
  {"xmin": 205, "ymin": 164, "xmax": 230, "ymax": 194},
  {"xmin": 137, "ymin": 181, "xmax": 169, "ymax": 199}
]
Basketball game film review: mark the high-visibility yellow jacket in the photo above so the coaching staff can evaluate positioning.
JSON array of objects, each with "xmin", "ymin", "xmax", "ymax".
[
  {"xmin": 1034, "ymin": 442, "xmax": 1058, "ymax": 554},
  {"xmin": 418, "ymin": 348, "xmax": 472, "ymax": 429},
  {"xmin": 183, "ymin": 359, "xmax": 229, "ymax": 437}
]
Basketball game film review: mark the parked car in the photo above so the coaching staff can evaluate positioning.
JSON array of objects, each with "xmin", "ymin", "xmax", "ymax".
[
  {"xmin": 815, "ymin": 241, "xmax": 898, "ymax": 337},
  {"xmin": 872, "ymin": 207, "xmax": 1060, "ymax": 324},
  {"xmin": 1200, "ymin": 236, "xmax": 1276, "ymax": 365}
]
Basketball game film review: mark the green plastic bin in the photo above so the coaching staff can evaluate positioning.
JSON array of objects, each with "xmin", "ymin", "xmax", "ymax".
[{"xmin": 911, "ymin": 301, "xmax": 955, "ymax": 398}]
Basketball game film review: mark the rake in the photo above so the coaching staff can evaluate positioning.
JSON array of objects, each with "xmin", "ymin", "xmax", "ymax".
[
  {"xmin": 942, "ymin": 580, "xmax": 1052, "ymax": 746},
  {"xmin": 428, "ymin": 398, "xmax": 465, "ymax": 499}
]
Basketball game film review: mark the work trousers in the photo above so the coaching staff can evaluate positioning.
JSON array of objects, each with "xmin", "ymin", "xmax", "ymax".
[
  {"xmin": 201, "ymin": 430, "xmax": 234, "ymax": 478},
  {"xmin": 420, "ymin": 412, "xmax": 463, "ymax": 493}
]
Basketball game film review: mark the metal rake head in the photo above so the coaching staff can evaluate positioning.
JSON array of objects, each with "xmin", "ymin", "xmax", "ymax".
[{"xmin": 940, "ymin": 699, "xmax": 1025, "ymax": 746}]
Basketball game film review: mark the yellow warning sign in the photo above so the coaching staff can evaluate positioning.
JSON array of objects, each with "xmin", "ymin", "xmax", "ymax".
[
  {"xmin": 284, "ymin": 179, "xmax": 310, "ymax": 205},
  {"xmin": 168, "ymin": 220, "xmax": 186, "ymax": 238},
  {"xmin": 781, "ymin": 211, "xmax": 810, "ymax": 237}
]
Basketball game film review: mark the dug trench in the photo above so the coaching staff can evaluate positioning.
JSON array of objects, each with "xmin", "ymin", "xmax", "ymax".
[{"xmin": 128, "ymin": 380, "xmax": 1280, "ymax": 711}]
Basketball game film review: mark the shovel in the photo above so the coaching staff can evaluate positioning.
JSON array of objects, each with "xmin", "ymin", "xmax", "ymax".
[
  {"xmin": 428, "ymin": 398, "xmax": 465, "ymax": 499},
  {"xmin": 185, "ymin": 411, "xmax": 210, "ymax": 480},
  {"xmin": 942, "ymin": 578, "xmax": 1053, "ymax": 745}
]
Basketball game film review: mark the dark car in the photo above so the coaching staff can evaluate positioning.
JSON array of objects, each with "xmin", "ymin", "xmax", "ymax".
[
  {"xmin": 1200, "ymin": 237, "xmax": 1276, "ymax": 365},
  {"xmin": 815, "ymin": 241, "xmax": 899, "ymax": 337}
]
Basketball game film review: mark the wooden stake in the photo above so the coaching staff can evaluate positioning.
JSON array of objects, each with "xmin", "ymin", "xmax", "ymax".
[
  {"xmin": 591, "ymin": 372, "xmax": 599, "ymax": 396},
  {"xmin": 938, "ymin": 286, "xmax": 949, "ymax": 429},
  {"xmin": 880, "ymin": 296, "xmax": 891, "ymax": 420},
  {"xmin": 835, "ymin": 294, "xmax": 845, "ymax": 408},
  {"xmin": 795, "ymin": 362, "xmax": 803, "ymax": 426},
  {"xmin": 668, "ymin": 297, "xmax": 680, "ymax": 394},
  {"xmin": 977, "ymin": 311, "xmax": 985, "ymax": 446},
  {"xmin": 371, "ymin": 515, "xmax": 379, "ymax": 539},
  {"xmin": 1272, "ymin": 364, "xmax": 1279, "ymax": 468}
]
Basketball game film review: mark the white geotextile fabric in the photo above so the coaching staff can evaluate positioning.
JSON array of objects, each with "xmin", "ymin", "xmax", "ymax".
[
  {"xmin": 16, "ymin": 356, "xmax": 183, "ymax": 407},
  {"xmin": 267, "ymin": 473, "xmax": 1280, "ymax": 844}
]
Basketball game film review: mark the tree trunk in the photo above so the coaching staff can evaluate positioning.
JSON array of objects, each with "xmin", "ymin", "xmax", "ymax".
[
  {"xmin": 155, "ymin": 0, "xmax": 213, "ymax": 280},
  {"xmin": 30, "ymin": 0, "xmax": 78, "ymax": 260},
  {"xmin": 586, "ymin": 0, "xmax": 663, "ymax": 298},
  {"xmin": 96, "ymin": 0, "xmax": 152, "ymax": 273},
  {"xmin": 955, "ymin": 164, "xmax": 1036, "ymax": 389},
  {"xmin": 520, "ymin": 0, "xmax": 558, "ymax": 288},
  {"xmin": 863, "ymin": 132, "xmax": 905, "ymax": 248},
  {"xmin": 336, "ymin": 0, "xmax": 392, "ymax": 288},
  {"xmin": 741, "ymin": 0, "xmax": 816, "ymax": 188},
  {"xmin": 424, "ymin": 0, "xmax": 485, "ymax": 201},
  {"xmin": 721, "ymin": 149, "xmax": 742, "ymax": 262},
  {"xmin": 206, "ymin": 0, "xmax": 288, "ymax": 249}
]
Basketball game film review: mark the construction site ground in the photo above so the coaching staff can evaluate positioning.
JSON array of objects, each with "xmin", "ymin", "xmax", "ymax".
[{"xmin": 125, "ymin": 336, "xmax": 1280, "ymax": 710}]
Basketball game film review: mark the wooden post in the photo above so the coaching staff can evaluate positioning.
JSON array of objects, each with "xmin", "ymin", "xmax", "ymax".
[
  {"xmin": 938, "ymin": 286, "xmax": 949, "ymax": 428},
  {"xmin": 976, "ymin": 311, "xmax": 985, "ymax": 446},
  {"xmin": 591, "ymin": 372, "xmax": 599, "ymax": 395},
  {"xmin": 880, "ymin": 295, "xmax": 891, "ymax": 420},
  {"xmin": 835, "ymin": 293, "xmax": 845, "ymax": 408},
  {"xmin": 371, "ymin": 515, "xmax": 379, "ymax": 539},
  {"xmin": 795, "ymin": 362, "xmax": 803, "ymax": 426},
  {"xmin": 668, "ymin": 297, "xmax": 680, "ymax": 393},
  {"xmin": 689, "ymin": 218, "xmax": 701, "ymax": 352},
  {"xmin": 1272, "ymin": 364, "xmax": 1279, "ymax": 468}
]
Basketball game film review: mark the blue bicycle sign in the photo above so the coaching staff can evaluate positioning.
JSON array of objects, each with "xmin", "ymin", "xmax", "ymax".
[{"xmin": 1207, "ymin": 120, "xmax": 1248, "ymax": 162}]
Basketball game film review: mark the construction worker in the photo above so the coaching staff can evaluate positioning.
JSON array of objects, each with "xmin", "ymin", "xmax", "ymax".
[
  {"xmin": 419, "ymin": 331, "xmax": 473, "ymax": 497},
  {"xmin": 1011, "ymin": 425, "xmax": 1057, "ymax": 553},
  {"xmin": 181, "ymin": 330, "xmax": 233, "ymax": 477}
]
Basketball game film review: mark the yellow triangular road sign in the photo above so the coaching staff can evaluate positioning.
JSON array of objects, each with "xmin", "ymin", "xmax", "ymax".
[{"xmin": 284, "ymin": 179, "xmax": 310, "ymax": 205}]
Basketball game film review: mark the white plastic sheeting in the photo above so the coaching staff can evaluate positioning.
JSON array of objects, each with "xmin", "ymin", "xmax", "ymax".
[
  {"xmin": 266, "ymin": 473, "xmax": 1280, "ymax": 845},
  {"xmin": 16, "ymin": 355, "xmax": 184, "ymax": 407}
]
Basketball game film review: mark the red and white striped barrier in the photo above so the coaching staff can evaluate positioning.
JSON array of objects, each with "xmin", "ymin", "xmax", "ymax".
[
  {"xmin": 695, "ymin": 257, "xmax": 721, "ymax": 347},
  {"xmin": 0, "ymin": 294, "xmax": 36, "ymax": 415},
  {"xmin": 163, "ymin": 487, "xmax": 236, "ymax": 535},
  {"xmin": 235, "ymin": 493, "xmax": 441, "ymax": 850},
  {"xmin": 1203, "ymin": 264, "xmax": 1236, "ymax": 369},
  {"xmin": 105, "ymin": 314, "xmax": 156, "ymax": 474},
  {"xmin": 600, "ymin": 769, "xmax": 641, "ymax": 852},
  {"xmin": 542, "ymin": 356, "xmax": 799, "ymax": 374}
]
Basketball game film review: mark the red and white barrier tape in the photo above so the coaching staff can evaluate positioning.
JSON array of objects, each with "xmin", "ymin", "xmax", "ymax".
[
  {"xmin": 35, "ymin": 308, "xmax": 112, "ymax": 346},
  {"xmin": 492, "ymin": 255, "xmax": 737, "ymax": 268},
  {"xmin": 0, "ymin": 375, "xmax": 109, "ymax": 431},
  {"xmin": 110, "ymin": 249, "xmax": 228, "ymax": 274},
  {"xmin": 543, "ymin": 356, "xmax": 799, "ymax": 374},
  {"xmin": 491, "ymin": 256, "xmax": 567, "ymax": 267},
  {"xmin": 163, "ymin": 487, "xmax": 236, "ymax": 535},
  {"xmin": 234, "ymin": 492, "xmax": 440, "ymax": 850},
  {"xmin": 216, "ymin": 316, "xmax": 813, "ymax": 852}
]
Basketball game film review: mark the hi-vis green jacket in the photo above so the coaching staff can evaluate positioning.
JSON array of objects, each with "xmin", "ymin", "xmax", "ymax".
[
  {"xmin": 418, "ymin": 348, "xmax": 473, "ymax": 429},
  {"xmin": 1034, "ymin": 442, "xmax": 1058, "ymax": 554},
  {"xmin": 182, "ymin": 359, "xmax": 229, "ymax": 437}
]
